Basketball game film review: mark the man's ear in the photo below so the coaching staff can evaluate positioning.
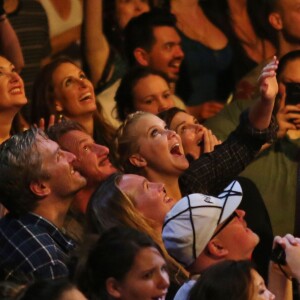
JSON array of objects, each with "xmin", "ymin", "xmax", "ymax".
[
  {"xmin": 207, "ymin": 239, "xmax": 229, "ymax": 258},
  {"xmin": 30, "ymin": 181, "xmax": 51, "ymax": 198},
  {"xmin": 106, "ymin": 277, "xmax": 122, "ymax": 299},
  {"xmin": 269, "ymin": 12, "xmax": 283, "ymax": 30},
  {"xmin": 129, "ymin": 154, "xmax": 147, "ymax": 167},
  {"xmin": 133, "ymin": 47, "xmax": 150, "ymax": 66}
]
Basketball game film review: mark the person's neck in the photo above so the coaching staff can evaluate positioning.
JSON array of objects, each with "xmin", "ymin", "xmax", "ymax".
[
  {"xmin": 153, "ymin": 221, "xmax": 164, "ymax": 233},
  {"xmin": 277, "ymin": 36, "xmax": 300, "ymax": 58},
  {"xmin": 145, "ymin": 170, "xmax": 182, "ymax": 202},
  {"xmin": 32, "ymin": 196, "xmax": 73, "ymax": 229},
  {"xmin": 189, "ymin": 254, "xmax": 222, "ymax": 276},
  {"xmin": 171, "ymin": 0, "xmax": 199, "ymax": 12},
  {"xmin": 0, "ymin": 110, "xmax": 17, "ymax": 144},
  {"xmin": 72, "ymin": 184, "xmax": 97, "ymax": 215},
  {"xmin": 226, "ymin": 0, "xmax": 247, "ymax": 16},
  {"xmin": 165, "ymin": 181, "xmax": 182, "ymax": 202}
]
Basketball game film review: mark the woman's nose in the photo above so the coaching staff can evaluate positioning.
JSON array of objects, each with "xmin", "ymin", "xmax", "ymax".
[
  {"xmin": 194, "ymin": 123, "xmax": 205, "ymax": 133},
  {"xmin": 156, "ymin": 271, "xmax": 170, "ymax": 290},
  {"xmin": 76, "ymin": 77, "xmax": 88, "ymax": 87},
  {"xmin": 9, "ymin": 72, "xmax": 21, "ymax": 83},
  {"xmin": 166, "ymin": 129, "xmax": 176, "ymax": 138},
  {"xmin": 157, "ymin": 98, "xmax": 172, "ymax": 113}
]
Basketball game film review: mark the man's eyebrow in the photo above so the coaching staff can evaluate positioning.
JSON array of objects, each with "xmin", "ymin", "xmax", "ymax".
[
  {"xmin": 78, "ymin": 137, "xmax": 95, "ymax": 148},
  {"xmin": 165, "ymin": 41, "xmax": 176, "ymax": 46},
  {"xmin": 78, "ymin": 138, "xmax": 88, "ymax": 145}
]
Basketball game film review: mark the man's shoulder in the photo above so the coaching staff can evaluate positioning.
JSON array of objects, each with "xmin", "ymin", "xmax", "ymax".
[
  {"xmin": 0, "ymin": 213, "xmax": 74, "ymax": 254},
  {"xmin": 174, "ymin": 279, "xmax": 197, "ymax": 300},
  {"xmin": 0, "ymin": 214, "xmax": 58, "ymax": 251},
  {"xmin": 0, "ymin": 213, "xmax": 74, "ymax": 280}
]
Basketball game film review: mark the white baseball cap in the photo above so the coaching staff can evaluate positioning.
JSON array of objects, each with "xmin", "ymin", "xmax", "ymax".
[{"xmin": 162, "ymin": 180, "xmax": 243, "ymax": 268}]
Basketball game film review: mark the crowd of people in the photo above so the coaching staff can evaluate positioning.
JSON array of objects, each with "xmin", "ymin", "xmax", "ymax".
[{"xmin": 1, "ymin": 0, "xmax": 300, "ymax": 299}]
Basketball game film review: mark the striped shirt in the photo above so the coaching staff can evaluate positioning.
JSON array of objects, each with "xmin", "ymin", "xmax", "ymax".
[{"xmin": 8, "ymin": 0, "xmax": 51, "ymax": 117}]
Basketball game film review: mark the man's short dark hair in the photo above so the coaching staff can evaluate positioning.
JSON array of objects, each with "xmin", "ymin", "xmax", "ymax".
[
  {"xmin": 124, "ymin": 8, "xmax": 177, "ymax": 66},
  {"xmin": 47, "ymin": 120, "xmax": 86, "ymax": 143},
  {"xmin": 0, "ymin": 128, "xmax": 49, "ymax": 215},
  {"xmin": 264, "ymin": 0, "xmax": 279, "ymax": 13}
]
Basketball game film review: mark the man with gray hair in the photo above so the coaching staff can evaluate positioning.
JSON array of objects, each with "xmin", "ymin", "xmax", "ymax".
[{"xmin": 0, "ymin": 127, "xmax": 86, "ymax": 281}]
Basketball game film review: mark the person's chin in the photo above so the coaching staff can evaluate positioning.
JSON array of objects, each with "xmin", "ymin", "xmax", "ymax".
[
  {"xmin": 165, "ymin": 70, "xmax": 179, "ymax": 82},
  {"xmin": 251, "ymin": 231, "xmax": 260, "ymax": 247},
  {"xmin": 79, "ymin": 177, "xmax": 87, "ymax": 188},
  {"xmin": 169, "ymin": 74, "xmax": 179, "ymax": 82}
]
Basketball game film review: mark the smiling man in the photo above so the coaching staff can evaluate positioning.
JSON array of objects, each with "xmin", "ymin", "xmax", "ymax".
[
  {"xmin": 48, "ymin": 120, "xmax": 117, "ymax": 217},
  {"xmin": 0, "ymin": 127, "xmax": 86, "ymax": 281},
  {"xmin": 97, "ymin": 9, "xmax": 186, "ymax": 128},
  {"xmin": 124, "ymin": 9, "xmax": 184, "ymax": 83}
]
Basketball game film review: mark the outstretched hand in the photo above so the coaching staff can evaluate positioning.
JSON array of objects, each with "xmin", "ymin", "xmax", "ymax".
[
  {"xmin": 248, "ymin": 57, "xmax": 279, "ymax": 130},
  {"xmin": 258, "ymin": 56, "xmax": 279, "ymax": 103}
]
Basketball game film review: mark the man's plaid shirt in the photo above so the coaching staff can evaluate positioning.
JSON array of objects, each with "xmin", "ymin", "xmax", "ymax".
[{"xmin": 0, "ymin": 212, "xmax": 76, "ymax": 281}]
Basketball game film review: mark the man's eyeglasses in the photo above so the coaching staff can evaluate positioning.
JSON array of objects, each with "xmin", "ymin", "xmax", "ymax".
[{"xmin": 210, "ymin": 211, "xmax": 239, "ymax": 240}]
